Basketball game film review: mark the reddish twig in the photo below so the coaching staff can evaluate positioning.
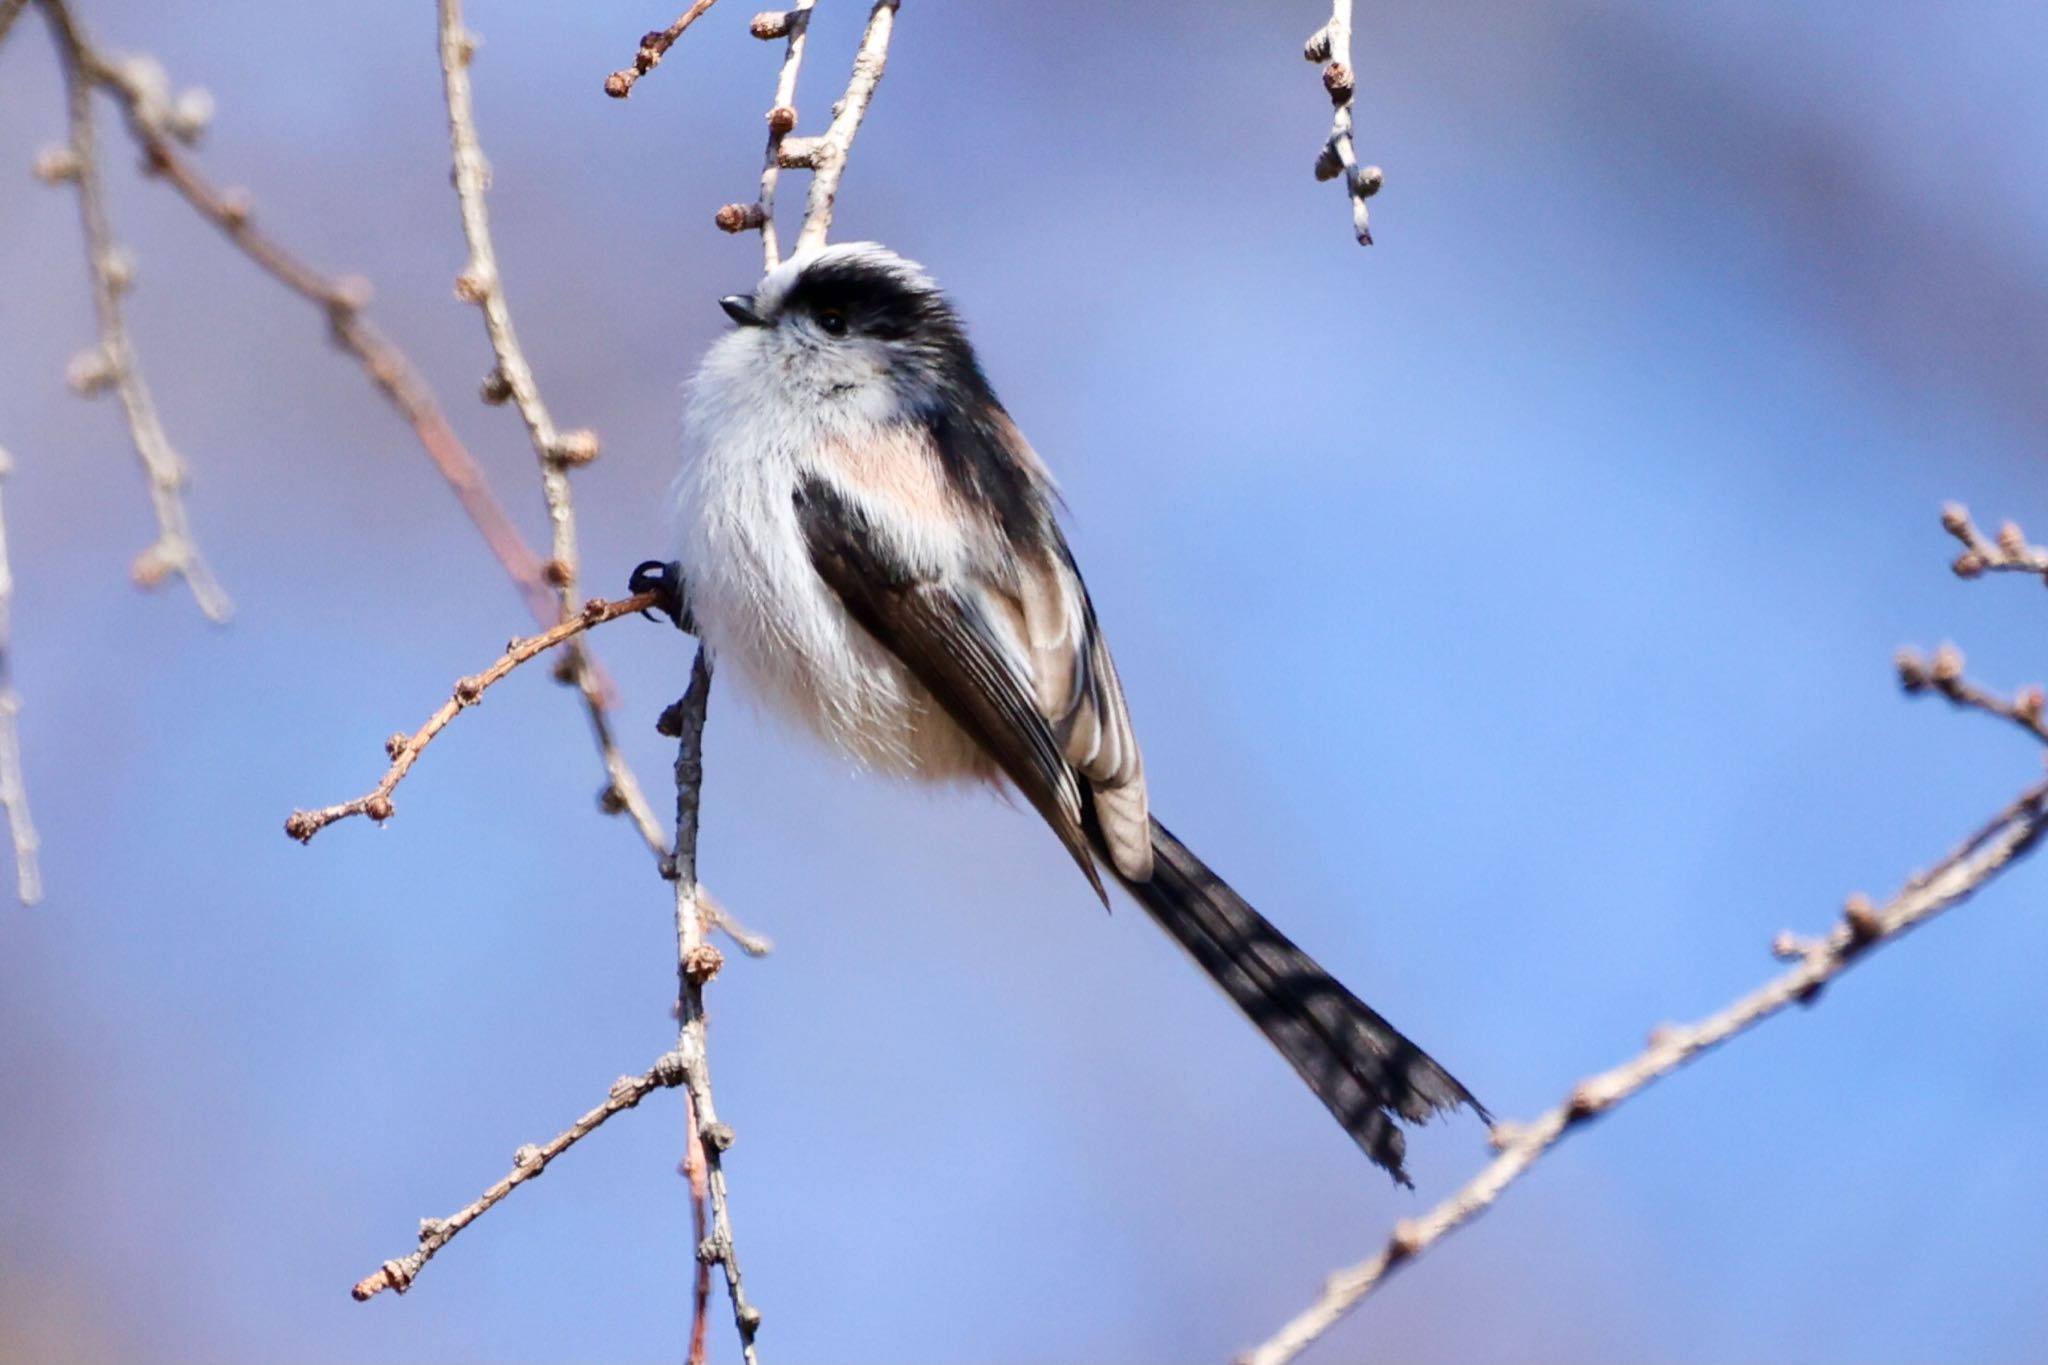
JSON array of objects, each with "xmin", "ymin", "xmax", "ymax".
[
  {"xmin": 604, "ymin": 0, "xmax": 722, "ymax": 98},
  {"xmin": 285, "ymin": 593, "xmax": 655, "ymax": 844}
]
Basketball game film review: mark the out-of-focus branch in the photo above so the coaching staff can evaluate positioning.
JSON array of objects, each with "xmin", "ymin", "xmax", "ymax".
[
  {"xmin": 352, "ymin": 1048, "xmax": 691, "ymax": 1300},
  {"xmin": 1896, "ymin": 642, "xmax": 2048, "ymax": 746},
  {"xmin": 38, "ymin": 0, "xmax": 231, "ymax": 621},
  {"xmin": 781, "ymin": 0, "xmax": 898, "ymax": 256},
  {"xmin": 0, "ymin": 0, "xmax": 31, "ymax": 52},
  {"xmin": 1238, "ymin": 505, "xmax": 2048, "ymax": 1365},
  {"xmin": 0, "ymin": 446, "xmax": 42, "ymax": 906},
  {"xmin": 285, "ymin": 593, "xmax": 655, "ymax": 844},
  {"xmin": 1303, "ymin": 0, "xmax": 1382, "ymax": 246},
  {"xmin": 1942, "ymin": 501, "xmax": 2048, "ymax": 581},
  {"xmin": 659, "ymin": 650, "xmax": 760, "ymax": 1365},
  {"xmin": 604, "ymin": 0, "xmax": 722, "ymax": 99}
]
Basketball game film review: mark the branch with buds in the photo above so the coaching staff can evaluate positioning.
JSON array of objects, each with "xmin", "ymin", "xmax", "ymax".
[
  {"xmin": 1303, "ymin": 0, "xmax": 1383, "ymax": 245},
  {"xmin": 1237, "ymin": 503, "xmax": 2048, "ymax": 1365}
]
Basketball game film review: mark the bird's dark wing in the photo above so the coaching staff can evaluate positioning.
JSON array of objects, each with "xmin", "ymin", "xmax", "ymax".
[{"xmin": 793, "ymin": 475, "xmax": 1106, "ymax": 902}]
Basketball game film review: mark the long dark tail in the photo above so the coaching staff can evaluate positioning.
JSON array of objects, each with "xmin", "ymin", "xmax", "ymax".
[{"xmin": 1109, "ymin": 816, "xmax": 1487, "ymax": 1185}]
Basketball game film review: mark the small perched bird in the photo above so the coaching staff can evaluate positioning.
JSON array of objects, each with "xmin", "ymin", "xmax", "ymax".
[{"xmin": 664, "ymin": 242, "xmax": 1485, "ymax": 1182}]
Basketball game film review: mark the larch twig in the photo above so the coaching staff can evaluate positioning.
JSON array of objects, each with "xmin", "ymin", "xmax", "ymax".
[
  {"xmin": 1303, "ymin": 0, "xmax": 1382, "ymax": 245},
  {"xmin": 604, "ymin": 0, "xmax": 723, "ymax": 99},
  {"xmin": 0, "ymin": 446, "xmax": 42, "ymax": 905}
]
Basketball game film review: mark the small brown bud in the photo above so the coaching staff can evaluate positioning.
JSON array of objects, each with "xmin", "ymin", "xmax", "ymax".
[
  {"xmin": 766, "ymin": 104, "xmax": 798, "ymax": 135},
  {"xmin": 66, "ymin": 348, "xmax": 117, "ymax": 397},
  {"xmin": 541, "ymin": 558, "xmax": 573, "ymax": 588},
  {"xmin": 737, "ymin": 1304, "xmax": 763, "ymax": 1331},
  {"xmin": 1388, "ymin": 1219, "xmax": 1425, "ymax": 1258},
  {"xmin": 365, "ymin": 794, "xmax": 395, "ymax": 822},
  {"xmin": 684, "ymin": 942, "xmax": 725, "ymax": 984},
  {"xmin": 603, "ymin": 70, "xmax": 635, "ymax": 99},
  {"xmin": 656, "ymin": 699, "xmax": 688, "ymax": 738},
  {"xmin": 385, "ymin": 732, "xmax": 410, "ymax": 760},
  {"xmin": 330, "ymin": 276, "xmax": 373, "ymax": 312},
  {"xmin": 580, "ymin": 596, "xmax": 609, "ymax": 622},
  {"xmin": 1894, "ymin": 647, "xmax": 1928, "ymax": 692},
  {"xmin": 1998, "ymin": 521, "xmax": 2027, "ymax": 558},
  {"xmin": 1355, "ymin": 164, "xmax": 1385, "ymax": 197},
  {"xmin": 284, "ymin": 811, "xmax": 319, "ymax": 842},
  {"xmin": 103, "ymin": 248, "xmax": 137, "ymax": 296},
  {"xmin": 1322, "ymin": 61, "xmax": 1355, "ymax": 105},
  {"xmin": 219, "ymin": 188, "xmax": 253, "ymax": 228},
  {"xmin": 704, "ymin": 1121, "xmax": 737, "ymax": 1153},
  {"xmin": 1930, "ymin": 642, "xmax": 1965, "ymax": 686},
  {"xmin": 715, "ymin": 202, "xmax": 765, "ymax": 233},
  {"xmin": 1953, "ymin": 551, "xmax": 1986, "ymax": 578},
  {"xmin": 598, "ymin": 784, "xmax": 627, "ymax": 815},
  {"xmin": 751, "ymin": 10, "xmax": 793, "ymax": 39},
  {"xmin": 417, "ymin": 1217, "xmax": 447, "ymax": 1242},
  {"xmin": 1843, "ymin": 892, "xmax": 1883, "ymax": 941},
  {"xmin": 552, "ymin": 429, "xmax": 601, "ymax": 466},
  {"xmin": 1940, "ymin": 501, "xmax": 1970, "ymax": 536},
  {"xmin": 1770, "ymin": 930, "xmax": 1804, "ymax": 960},
  {"xmin": 1303, "ymin": 25, "xmax": 1332, "ymax": 62},
  {"xmin": 512, "ymin": 1142, "xmax": 542, "ymax": 1169},
  {"xmin": 2016, "ymin": 685, "xmax": 2045, "ymax": 722},
  {"xmin": 1314, "ymin": 141, "xmax": 1343, "ymax": 182},
  {"xmin": 452, "ymin": 28, "xmax": 479, "ymax": 66},
  {"xmin": 32, "ymin": 147, "xmax": 81, "ymax": 184},
  {"xmin": 479, "ymin": 368, "xmax": 513, "ymax": 405},
  {"xmin": 1565, "ymin": 1081, "xmax": 1605, "ymax": 1119},
  {"xmin": 168, "ymin": 88, "xmax": 215, "ymax": 143},
  {"xmin": 130, "ymin": 546, "xmax": 173, "ymax": 589},
  {"xmin": 776, "ymin": 136, "xmax": 820, "ymax": 169},
  {"xmin": 551, "ymin": 655, "xmax": 579, "ymax": 686},
  {"xmin": 453, "ymin": 267, "xmax": 491, "ymax": 304},
  {"xmin": 454, "ymin": 676, "xmax": 483, "ymax": 704}
]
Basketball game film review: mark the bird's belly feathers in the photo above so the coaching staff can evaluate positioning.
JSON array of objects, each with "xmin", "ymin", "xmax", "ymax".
[{"xmin": 675, "ymin": 429, "xmax": 991, "ymax": 784}]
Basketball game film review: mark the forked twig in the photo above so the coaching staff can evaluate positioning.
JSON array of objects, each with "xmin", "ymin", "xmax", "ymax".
[{"xmin": 286, "ymin": 593, "xmax": 655, "ymax": 843}]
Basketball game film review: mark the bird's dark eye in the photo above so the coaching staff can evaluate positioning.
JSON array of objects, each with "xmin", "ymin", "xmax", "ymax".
[{"xmin": 816, "ymin": 307, "xmax": 849, "ymax": 337}]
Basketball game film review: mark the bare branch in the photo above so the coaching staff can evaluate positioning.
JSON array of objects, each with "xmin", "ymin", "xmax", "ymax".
[
  {"xmin": 661, "ymin": 650, "xmax": 762, "ymax": 1363},
  {"xmin": 784, "ymin": 0, "xmax": 899, "ymax": 256},
  {"xmin": 436, "ymin": 0, "xmax": 598, "ymax": 617},
  {"xmin": 0, "ymin": 0, "xmax": 31, "ymax": 52},
  {"xmin": 1897, "ymin": 642, "xmax": 2048, "ymax": 746},
  {"xmin": 1240, "ymin": 773, "xmax": 2048, "ymax": 1364},
  {"xmin": 285, "ymin": 593, "xmax": 656, "ymax": 844},
  {"xmin": 38, "ymin": 0, "xmax": 231, "ymax": 621},
  {"xmin": 1302, "ymin": 0, "xmax": 1382, "ymax": 245},
  {"xmin": 0, "ymin": 446, "xmax": 42, "ymax": 906},
  {"xmin": 604, "ymin": 0, "xmax": 722, "ymax": 99},
  {"xmin": 1942, "ymin": 501, "xmax": 2048, "ymax": 581},
  {"xmin": 714, "ymin": 1, "xmax": 816, "ymax": 268},
  {"xmin": 715, "ymin": 1, "xmax": 900, "ymax": 269},
  {"xmin": 352, "ymin": 1049, "xmax": 690, "ymax": 1301}
]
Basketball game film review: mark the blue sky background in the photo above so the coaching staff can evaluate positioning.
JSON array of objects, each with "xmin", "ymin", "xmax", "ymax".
[{"xmin": 4, "ymin": 3, "xmax": 2048, "ymax": 1361}]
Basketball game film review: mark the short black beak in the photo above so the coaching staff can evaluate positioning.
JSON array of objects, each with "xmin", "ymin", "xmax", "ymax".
[{"xmin": 719, "ymin": 293, "xmax": 765, "ymax": 327}]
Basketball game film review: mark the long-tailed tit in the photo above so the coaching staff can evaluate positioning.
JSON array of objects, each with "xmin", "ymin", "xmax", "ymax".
[{"xmin": 660, "ymin": 242, "xmax": 1485, "ymax": 1182}]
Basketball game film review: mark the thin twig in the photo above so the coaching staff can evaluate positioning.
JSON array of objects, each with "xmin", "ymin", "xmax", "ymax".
[
  {"xmin": 1302, "ymin": 0, "xmax": 1382, "ymax": 245},
  {"xmin": 662, "ymin": 650, "xmax": 761, "ymax": 1363},
  {"xmin": 285, "ymin": 593, "xmax": 655, "ymax": 843},
  {"xmin": 1942, "ymin": 501, "xmax": 2048, "ymax": 581},
  {"xmin": 0, "ymin": 446, "xmax": 42, "ymax": 906},
  {"xmin": 681, "ymin": 1092, "xmax": 712, "ymax": 1365},
  {"xmin": 1239, "ymin": 774, "xmax": 2048, "ymax": 1365},
  {"xmin": 38, "ymin": 0, "xmax": 230, "ymax": 621},
  {"xmin": 351, "ymin": 1048, "xmax": 690, "ymax": 1300},
  {"xmin": 604, "ymin": 0, "xmax": 722, "ymax": 99},
  {"xmin": 0, "ymin": 0, "xmax": 31, "ymax": 52},
  {"xmin": 714, "ymin": 0, "xmax": 817, "ymax": 268},
  {"xmin": 782, "ymin": 0, "xmax": 899, "ymax": 257},
  {"xmin": 1897, "ymin": 643, "xmax": 2048, "ymax": 746},
  {"xmin": 437, "ymin": 0, "xmax": 596, "ymax": 617}
]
